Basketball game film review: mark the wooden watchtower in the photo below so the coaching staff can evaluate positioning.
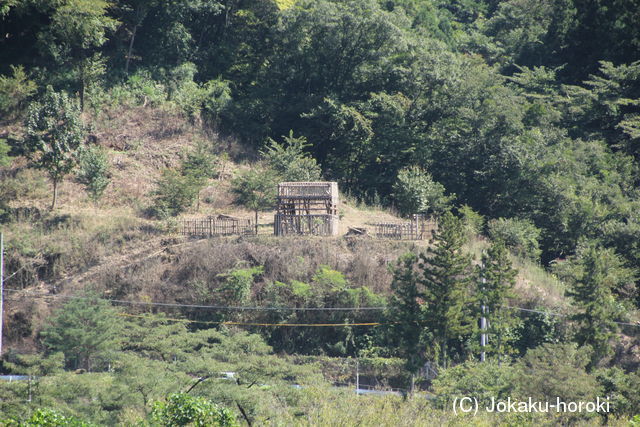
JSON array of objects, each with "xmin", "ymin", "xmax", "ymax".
[{"xmin": 274, "ymin": 182, "xmax": 339, "ymax": 236}]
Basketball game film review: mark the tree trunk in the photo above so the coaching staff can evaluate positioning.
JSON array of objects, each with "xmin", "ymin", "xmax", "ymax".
[
  {"xmin": 254, "ymin": 210, "xmax": 259, "ymax": 234},
  {"xmin": 441, "ymin": 335, "xmax": 447, "ymax": 369},
  {"xmin": 51, "ymin": 178, "xmax": 59, "ymax": 210},
  {"xmin": 79, "ymin": 61, "xmax": 85, "ymax": 112},
  {"xmin": 125, "ymin": 24, "xmax": 138, "ymax": 75},
  {"xmin": 80, "ymin": 78, "xmax": 85, "ymax": 111},
  {"xmin": 410, "ymin": 373, "xmax": 415, "ymax": 396}
]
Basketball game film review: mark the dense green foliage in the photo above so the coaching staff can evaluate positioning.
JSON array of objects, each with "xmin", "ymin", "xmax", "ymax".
[
  {"xmin": 476, "ymin": 240, "xmax": 519, "ymax": 358},
  {"xmin": 487, "ymin": 218, "xmax": 541, "ymax": 261},
  {"xmin": 10, "ymin": 408, "xmax": 89, "ymax": 426},
  {"xmin": 555, "ymin": 242, "xmax": 637, "ymax": 366},
  {"xmin": 0, "ymin": 65, "xmax": 37, "ymax": 118},
  {"xmin": 0, "ymin": 138, "xmax": 10, "ymax": 168},
  {"xmin": 387, "ymin": 213, "xmax": 475, "ymax": 371},
  {"xmin": 41, "ymin": 294, "xmax": 123, "ymax": 371},
  {"xmin": 150, "ymin": 393, "xmax": 238, "ymax": 427},
  {"xmin": 2, "ymin": 0, "xmax": 640, "ymax": 264},
  {"xmin": 2, "ymin": 0, "xmax": 640, "ymax": 423},
  {"xmin": 392, "ymin": 166, "xmax": 452, "ymax": 217}
]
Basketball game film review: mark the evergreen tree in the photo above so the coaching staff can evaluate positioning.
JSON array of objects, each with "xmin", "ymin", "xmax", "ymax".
[
  {"xmin": 477, "ymin": 239, "xmax": 519, "ymax": 360},
  {"xmin": 260, "ymin": 130, "xmax": 322, "ymax": 182},
  {"xmin": 557, "ymin": 243, "xmax": 635, "ymax": 366},
  {"xmin": 0, "ymin": 65, "xmax": 37, "ymax": 118},
  {"xmin": 386, "ymin": 252, "xmax": 425, "ymax": 377},
  {"xmin": 41, "ymin": 294, "xmax": 123, "ymax": 371},
  {"xmin": 418, "ymin": 211, "xmax": 474, "ymax": 368},
  {"xmin": 22, "ymin": 89, "xmax": 85, "ymax": 210},
  {"xmin": 152, "ymin": 168, "xmax": 200, "ymax": 217},
  {"xmin": 181, "ymin": 142, "xmax": 218, "ymax": 211},
  {"xmin": 388, "ymin": 212, "xmax": 474, "ymax": 374},
  {"xmin": 515, "ymin": 343, "xmax": 600, "ymax": 405},
  {"xmin": 77, "ymin": 145, "xmax": 110, "ymax": 203}
]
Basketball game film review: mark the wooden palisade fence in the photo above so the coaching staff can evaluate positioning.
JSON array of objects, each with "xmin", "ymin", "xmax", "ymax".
[
  {"xmin": 373, "ymin": 214, "xmax": 437, "ymax": 240},
  {"xmin": 180, "ymin": 215, "xmax": 254, "ymax": 238}
]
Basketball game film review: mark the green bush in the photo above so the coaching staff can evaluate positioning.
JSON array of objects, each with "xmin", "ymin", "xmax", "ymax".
[
  {"xmin": 5, "ymin": 408, "xmax": 89, "ymax": 427},
  {"xmin": 165, "ymin": 63, "xmax": 232, "ymax": 124},
  {"xmin": 431, "ymin": 360, "xmax": 516, "ymax": 409},
  {"xmin": 151, "ymin": 393, "xmax": 238, "ymax": 427},
  {"xmin": 128, "ymin": 71, "xmax": 167, "ymax": 106},
  {"xmin": 0, "ymin": 138, "xmax": 10, "ymax": 167},
  {"xmin": 312, "ymin": 265, "xmax": 348, "ymax": 290},
  {"xmin": 77, "ymin": 145, "xmax": 110, "ymax": 202},
  {"xmin": 514, "ymin": 309, "xmax": 565, "ymax": 355},
  {"xmin": 459, "ymin": 204, "xmax": 484, "ymax": 237},
  {"xmin": 487, "ymin": 217, "xmax": 542, "ymax": 261},
  {"xmin": 514, "ymin": 343, "xmax": 600, "ymax": 403},
  {"xmin": 392, "ymin": 166, "xmax": 453, "ymax": 217},
  {"xmin": 107, "ymin": 71, "xmax": 167, "ymax": 108},
  {"xmin": 151, "ymin": 168, "xmax": 200, "ymax": 218},
  {"xmin": 218, "ymin": 265, "xmax": 264, "ymax": 305},
  {"xmin": 263, "ymin": 280, "xmax": 313, "ymax": 308}
]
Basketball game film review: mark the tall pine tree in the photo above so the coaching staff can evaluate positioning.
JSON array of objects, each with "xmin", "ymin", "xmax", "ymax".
[
  {"xmin": 418, "ymin": 211, "xmax": 474, "ymax": 368},
  {"xmin": 387, "ymin": 252, "xmax": 424, "ymax": 376},
  {"xmin": 477, "ymin": 240, "xmax": 519, "ymax": 360},
  {"xmin": 387, "ymin": 212, "xmax": 475, "ymax": 379},
  {"xmin": 558, "ymin": 243, "xmax": 635, "ymax": 366}
]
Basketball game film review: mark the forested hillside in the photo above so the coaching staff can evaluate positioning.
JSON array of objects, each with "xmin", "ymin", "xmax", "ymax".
[{"xmin": 1, "ymin": 0, "xmax": 640, "ymax": 425}]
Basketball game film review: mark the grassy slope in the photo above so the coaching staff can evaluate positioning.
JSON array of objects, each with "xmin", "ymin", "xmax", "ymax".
[{"xmin": 1, "ymin": 104, "xmax": 575, "ymax": 350}]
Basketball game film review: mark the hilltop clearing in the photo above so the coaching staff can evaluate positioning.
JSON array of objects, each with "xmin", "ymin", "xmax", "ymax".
[{"xmin": 1, "ymin": 102, "xmax": 603, "ymax": 360}]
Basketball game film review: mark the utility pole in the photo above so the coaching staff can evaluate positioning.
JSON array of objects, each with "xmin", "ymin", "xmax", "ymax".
[
  {"xmin": 355, "ymin": 358, "xmax": 359, "ymax": 394},
  {"xmin": 480, "ymin": 260, "xmax": 486, "ymax": 362},
  {"xmin": 1, "ymin": 232, "xmax": 4, "ymax": 357}
]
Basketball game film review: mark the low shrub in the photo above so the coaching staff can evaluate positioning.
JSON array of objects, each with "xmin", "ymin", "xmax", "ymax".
[{"xmin": 487, "ymin": 217, "xmax": 542, "ymax": 261}]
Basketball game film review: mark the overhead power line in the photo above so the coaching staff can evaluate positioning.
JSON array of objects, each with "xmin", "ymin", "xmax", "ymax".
[
  {"xmin": 5, "ymin": 288, "xmax": 640, "ymax": 329},
  {"xmin": 504, "ymin": 305, "xmax": 640, "ymax": 328},
  {"xmin": 2, "ymin": 289, "xmax": 385, "ymax": 311},
  {"xmin": 119, "ymin": 313, "xmax": 382, "ymax": 327}
]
